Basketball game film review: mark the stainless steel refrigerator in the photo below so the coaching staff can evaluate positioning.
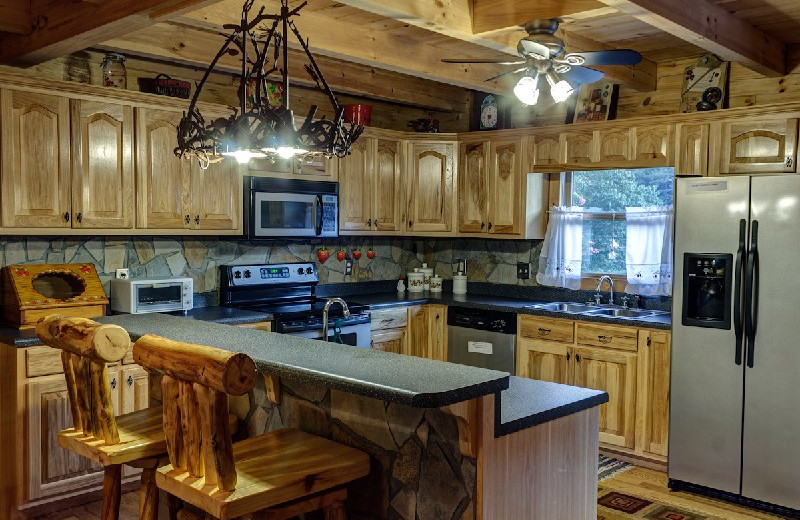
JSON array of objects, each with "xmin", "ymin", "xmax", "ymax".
[{"xmin": 670, "ymin": 175, "xmax": 800, "ymax": 515}]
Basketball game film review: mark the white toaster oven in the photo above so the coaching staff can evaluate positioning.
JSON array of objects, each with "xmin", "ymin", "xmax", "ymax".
[{"xmin": 109, "ymin": 277, "xmax": 193, "ymax": 314}]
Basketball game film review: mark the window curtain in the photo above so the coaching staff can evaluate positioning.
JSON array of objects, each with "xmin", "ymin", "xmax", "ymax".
[
  {"xmin": 625, "ymin": 206, "xmax": 673, "ymax": 296},
  {"xmin": 536, "ymin": 206, "xmax": 584, "ymax": 289}
]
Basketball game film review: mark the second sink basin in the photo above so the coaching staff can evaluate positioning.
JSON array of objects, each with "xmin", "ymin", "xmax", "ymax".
[
  {"xmin": 526, "ymin": 302, "xmax": 599, "ymax": 313},
  {"xmin": 584, "ymin": 308, "xmax": 657, "ymax": 318}
]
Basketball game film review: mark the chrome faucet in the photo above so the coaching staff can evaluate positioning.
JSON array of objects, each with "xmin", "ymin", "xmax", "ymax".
[
  {"xmin": 596, "ymin": 275, "xmax": 615, "ymax": 305},
  {"xmin": 322, "ymin": 298, "xmax": 350, "ymax": 342}
]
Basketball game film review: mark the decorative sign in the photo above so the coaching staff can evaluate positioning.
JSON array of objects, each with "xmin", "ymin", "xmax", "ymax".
[
  {"xmin": 680, "ymin": 54, "xmax": 729, "ymax": 113},
  {"xmin": 572, "ymin": 81, "xmax": 619, "ymax": 123}
]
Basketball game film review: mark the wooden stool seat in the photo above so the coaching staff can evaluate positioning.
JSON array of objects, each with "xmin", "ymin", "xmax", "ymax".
[
  {"xmin": 155, "ymin": 428, "xmax": 370, "ymax": 520},
  {"xmin": 58, "ymin": 405, "xmax": 166, "ymax": 466}
]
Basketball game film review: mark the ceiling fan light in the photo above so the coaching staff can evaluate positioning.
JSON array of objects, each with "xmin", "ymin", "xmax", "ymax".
[
  {"xmin": 546, "ymin": 71, "xmax": 574, "ymax": 103},
  {"xmin": 514, "ymin": 75, "xmax": 540, "ymax": 106}
]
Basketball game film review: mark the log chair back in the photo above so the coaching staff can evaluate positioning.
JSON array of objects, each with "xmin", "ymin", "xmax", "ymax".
[
  {"xmin": 35, "ymin": 315, "xmax": 131, "ymax": 445},
  {"xmin": 132, "ymin": 334, "xmax": 257, "ymax": 491}
]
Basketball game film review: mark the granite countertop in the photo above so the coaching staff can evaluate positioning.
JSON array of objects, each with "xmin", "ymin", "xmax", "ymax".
[
  {"xmin": 350, "ymin": 291, "xmax": 672, "ymax": 329},
  {"xmin": 96, "ymin": 313, "xmax": 510, "ymax": 408},
  {"xmin": 496, "ymin": 377, "xmax": 608, "ymax": 437}
]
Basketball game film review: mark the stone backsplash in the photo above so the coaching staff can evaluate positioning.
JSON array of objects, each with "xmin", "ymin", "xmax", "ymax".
[{"xmin": 0, "ymin": 236, "xmax": 545, "ymax": 295}]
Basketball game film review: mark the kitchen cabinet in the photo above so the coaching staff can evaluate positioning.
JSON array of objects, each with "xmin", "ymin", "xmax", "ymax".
[
  {"xmin": 517, "ymin": 315, "xmax": 666, "ymax": 456},
  {"xmin": 136, "ymin": 107, "xmax": 240, "ymax": 231},
  {"xmin": 529, "ymin": 132, "xmax": 562, "ymax": 170},
  {"xmin": 561, "ymin": 130, "xmax": 594, "ymax": 166},
  {"xmin": 595, "ymin": 128, "xmax": 631, "ymax": 165},
  {"xmin": 340, "ymin": 137, "xmax": 402, "ymax": 233},
  {"xmin": 249, "ymin": 154, "xmax": 338, "ymax": 181},
  {"xmin": 370, "ymin": 307, "xmax": 409, "ymax": 354},
  {"xmin": 371, "ymin": 328, "xmax": 406, "ymax": 354},
  {"xmin": 715, "ymin": 116, "xmax": 798, "ymax": 175},
  {"xmin": 0, "ymin": 90, "xmax": 71, "ymax": 228},
  {"xmin": 458, "ymin": 139, "xmax": 523, "ymax": 236},
  {"xmin": 71, "ymin": 100, "xmax": 135, "ymax": 229},
  {"xmin": 405, "ymin": 141, "xmax": 456, "ymax": 233},
  {"xmin": 407, "ymin": 304, "xmax": 447, "ymax": 361},
  {"xmin": 675, "ymin": 123, "xmax": 710, "ymax": 176},
  {"xmin": 632, "ymin": 125, "xmax": 673, "ymax": 167}
]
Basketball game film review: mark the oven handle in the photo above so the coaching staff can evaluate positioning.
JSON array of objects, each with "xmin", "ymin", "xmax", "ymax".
[{"xmin": 313, "ymin": 195, "xmax": 323, "ymax": 236}]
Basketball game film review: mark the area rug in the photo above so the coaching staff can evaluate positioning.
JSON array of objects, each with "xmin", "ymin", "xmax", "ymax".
[
  {"xmin": 597, "ymin": 486, "xmax": 730, "ymax": 519},
  {"xmin": 599, "ymin": 454, "xmax": 633, "ymax": 482}
]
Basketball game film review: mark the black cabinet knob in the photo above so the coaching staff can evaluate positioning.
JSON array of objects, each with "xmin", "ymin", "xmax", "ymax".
[{"xmin": 63, "ymin": 212, "xmax": 70, "ymax": 222}]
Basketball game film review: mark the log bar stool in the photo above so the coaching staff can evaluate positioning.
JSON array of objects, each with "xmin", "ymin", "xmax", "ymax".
[
  {"xmin": 133, "ymin": 334, "xmax": 371, "ymax": 520},
  {"xmin": 35, "ymin": 316, "xmax": 167, "ymax": 520}
]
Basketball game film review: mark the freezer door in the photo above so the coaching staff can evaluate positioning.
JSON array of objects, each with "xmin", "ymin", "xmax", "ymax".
[
  {"xmin": 669, "ymin": 177, "xmax": 750, "ymax": 494},
  {"xmin": 741, "ymin": 176, "xmax": 800, "ymax": 509}
]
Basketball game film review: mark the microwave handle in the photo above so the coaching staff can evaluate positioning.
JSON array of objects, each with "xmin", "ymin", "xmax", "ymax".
[{"xmin": 313, "ymin": 195, "xmax": 323, "ymax": 236}]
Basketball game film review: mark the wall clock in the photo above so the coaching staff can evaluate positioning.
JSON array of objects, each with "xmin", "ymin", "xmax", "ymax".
[{"xmin": 473, "ymin": 92, "xmax": 506, "ymax": 131}]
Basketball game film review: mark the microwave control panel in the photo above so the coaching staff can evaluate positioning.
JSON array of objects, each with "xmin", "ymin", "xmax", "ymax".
[
  {"xmin": 224, "ymin": 262, "xmax": 319, "ymax": 286},
  {"xmin": 322, "ymin": 195, "xmax": 338, "ymax": 234}
]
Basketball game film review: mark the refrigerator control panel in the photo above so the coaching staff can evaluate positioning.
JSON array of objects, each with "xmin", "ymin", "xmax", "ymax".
[{"xmin": 682, "ymin": 253, "xmax": 733, "ymax": 330}]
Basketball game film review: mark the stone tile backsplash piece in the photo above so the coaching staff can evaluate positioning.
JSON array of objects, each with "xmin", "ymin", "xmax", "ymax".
[{"xmin": 0, "ymin": 236, "xmax": 546, "ymax": 295}]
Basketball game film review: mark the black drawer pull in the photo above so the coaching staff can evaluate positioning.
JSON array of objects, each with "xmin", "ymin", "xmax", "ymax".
[
  {"xmin": 598, "ymin": 335, "xmax": 612, "ymax": 343},
  {"xmin": 537, "ymin": 327, "xmax": 551, "ymax": 335}
]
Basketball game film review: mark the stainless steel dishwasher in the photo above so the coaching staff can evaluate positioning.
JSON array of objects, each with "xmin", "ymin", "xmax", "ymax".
[{"xmin": 447, "ymin": 306, "xmax": 516, "ymax": 372}]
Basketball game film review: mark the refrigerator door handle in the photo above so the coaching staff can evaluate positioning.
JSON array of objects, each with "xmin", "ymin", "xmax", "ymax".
[
  {"xmin": 733, "ymin": 218, "xmax": 746, "ymax": 365},
  {"xmin": 745, "ymin": 220, "xmax": 759, "ymax": 368}
]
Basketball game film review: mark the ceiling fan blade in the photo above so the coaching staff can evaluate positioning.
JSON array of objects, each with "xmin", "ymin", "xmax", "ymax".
[
  {"xmin": 485, "ymin": 67, "xmax": 528, "ymax": 82},
  {"xmin": 442, "ymin": 58, "xmax": 527, "ymax": 65},
  {"xmin": 564, "ymin": 49, "xmax": 642, "ymax": 66},
  {"xmin": 560, "ymin": 65, "xmax": 605, "ymax": 85}
]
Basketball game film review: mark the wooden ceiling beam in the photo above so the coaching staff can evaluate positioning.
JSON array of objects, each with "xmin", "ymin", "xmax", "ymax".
[
  {"xmin": 99, "ymin": 23, "xmax": 471, "ymax": 112},
  {"xmin": 596, "ymin": 0, "xmax": 786, "ymax": 77},
  {"xmin": 175, "ymin": 0, "xmax": 516, "ymax": 94},
  {"xmin": 332, "ymin": 0, "xmax": 656, "ymax": 91},
  {"xmin": 0, "ymin": 0, "xmax": 220, "ymax": 66},
  {"xmin": 0, "ymin": 1, "xmax": 32, "ymax": 34},
  {"xmin": 471, "ymin": 0, "xmax": 605, "ymax": 34}
]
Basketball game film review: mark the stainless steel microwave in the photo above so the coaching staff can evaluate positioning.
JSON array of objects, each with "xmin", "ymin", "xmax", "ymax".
[
  {"xmin": 244, "ymin": 176, "xmax": 338, "ymax": 239},
  {"xmin": 109, "ymin": 277, "xmax": 193, "ymax": 314}
]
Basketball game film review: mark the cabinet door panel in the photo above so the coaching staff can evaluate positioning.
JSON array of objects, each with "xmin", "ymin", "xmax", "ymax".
[
  {"xmin": 489, "ymin": 140, "xmax": 521, "ymax": 235},
  {"xmin": 71, "ymin": 100, "xmax": 134, "ymax": 228},
  {"xmin": 136, "ymin": 108, "xmax": 190, "ymax": 228},
  {"xmin": 296, "ymin": 155, "xmax": 338, "ymax": 179},
  {"xmin": 406, "ymin": 142, "xmax": 454, "ymax": 233},
  {"xmin": 371, "ymin": 328, "xmax": 406, "ymax": 354},
  {"xmin": 531, "ymin": 133, "xmax": 561, "ymax": 168},
  {"xmin": 719, "ymin": 117, "xmax": 798, "ymax": 174},
  {"xmin": 562, "ymin": 131, "xmax": 595, "ymax": 165},
  {"xmin": 676, "ymin": 123, "xmax": 709, "ymax": 176},
  {"xmin": 633, "ymin": 125, "xmax": 673, "ymax": 166},
  {"xmin": 1, "ymin": 90, "xmax": 71, "ymax": 228},
  {"xmin": 339, "ymin": 138, "xmax": 372, "ymax": 231},
  {"xmin": 374, "ymin": 139, "xmax": 402, "ymax": 232},
  {"xmin": 26, "ymin": 376, "xmax": 102, "ymax": 501},
  {"xmin": 458, "ymin": 141, "xmax": 488, "ymax": 234},
  {"xmin": 636, "ymin": 331, "xmax": 671, "ymax": 457},
  {"xmin": 517, "ymin": 339, "xmax": 571, "ymax": 385},
  {"xmin": 596, "ymin": 128, "xmax": 631, "ymax": 164},
  {"xmin": 192, "ymin": 159, "xmax": 240, "ymax": 230},
  {"xmin": 574, "ymin": 347, "xmax": 637, "ymax": 448}
]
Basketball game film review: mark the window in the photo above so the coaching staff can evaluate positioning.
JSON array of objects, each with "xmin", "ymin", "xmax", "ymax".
[{"xmin": 566, "ymin": 168, "xmax": 674, "ymax": 276}]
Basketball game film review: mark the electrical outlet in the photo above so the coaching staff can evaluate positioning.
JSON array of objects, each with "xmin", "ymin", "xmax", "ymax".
[
  {"xmin": 344, "ymin": 259, "xmax": 353, "ymax": 275},
  {"xmin": 517, "ymin": 262, "xmax": 531, "ymax": 280},
  {"xmin": 115, "ymin": 268, "xmax": 130, "ymax": 279}
]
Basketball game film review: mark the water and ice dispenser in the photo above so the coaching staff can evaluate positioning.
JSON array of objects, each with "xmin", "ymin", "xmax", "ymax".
[{"xmin": 681, "ymin": 253, "xmax": 733, "ymax": 329}]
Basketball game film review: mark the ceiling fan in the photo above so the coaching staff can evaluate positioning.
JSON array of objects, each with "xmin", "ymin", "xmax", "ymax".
[{"xmin": 442, "ymin": 19, "xmax": 642, "ymax": 105}]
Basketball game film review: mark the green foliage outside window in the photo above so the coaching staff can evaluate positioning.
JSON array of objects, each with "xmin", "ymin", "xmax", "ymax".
[{"xmin": 570, "ymin": 168, "xmax": 674, "ymax": 275}]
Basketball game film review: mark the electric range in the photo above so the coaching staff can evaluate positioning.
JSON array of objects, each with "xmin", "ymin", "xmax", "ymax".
[{"xmin": 219, "ymin": 262, "xmax": 371, "ymax": 347}]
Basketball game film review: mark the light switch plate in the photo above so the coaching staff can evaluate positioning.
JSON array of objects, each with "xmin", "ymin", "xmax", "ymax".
[
  {"xmin": 345, "ymin": 259, "xmax": 353, "ymax": 275},
  {"xmin": 517, "ymin": 262, "xmax": 530, "ymax": 280}
]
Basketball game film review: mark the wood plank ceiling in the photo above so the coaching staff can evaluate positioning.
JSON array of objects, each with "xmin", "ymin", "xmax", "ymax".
[{"xmin": 0, "ymin": 0, "xmax": 798, "ymax": 112}]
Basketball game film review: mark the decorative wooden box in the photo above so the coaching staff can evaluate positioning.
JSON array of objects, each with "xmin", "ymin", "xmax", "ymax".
[{"xmin": 1, "ymin": 264, "xmax": 109, "ymax": 329}]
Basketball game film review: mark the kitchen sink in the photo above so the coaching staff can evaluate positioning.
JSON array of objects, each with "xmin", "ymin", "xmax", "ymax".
[
  {"xmin": 583, "ymin": 308, "xmax": 658, "ymax": 318},
  {"xmin": 526, "ymin": 302, "xmax": 600, "ymax": 313}
]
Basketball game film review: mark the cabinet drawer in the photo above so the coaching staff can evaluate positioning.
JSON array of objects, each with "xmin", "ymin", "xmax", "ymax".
[
  {"xmin": 26, "ymin": 347, "xmax": 64, "ymax": 377},
  {"xmin": 371, "ymin": 307, "xmax": 408, "ymax": 331},
  {"xmin": 576, "ymin": 322, "xmax": 638, "ymax": 351},
  {"xmin": 519, "ymin": 316, "xmax": 574, "ymax": 343}
]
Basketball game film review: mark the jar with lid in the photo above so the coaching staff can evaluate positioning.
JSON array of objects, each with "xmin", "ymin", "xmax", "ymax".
[{"xmin": 101, "ymin": 53, "xmax": 127, "ymax": 89}]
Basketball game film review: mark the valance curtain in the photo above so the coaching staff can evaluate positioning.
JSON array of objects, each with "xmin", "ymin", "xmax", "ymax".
[
  {"xmin": 536, "ymin": 206, "xmax": 584, "ymax": 289},
  {"xmin": 625, "ymin": 206, "xmax": 673, "ymax": 296}
]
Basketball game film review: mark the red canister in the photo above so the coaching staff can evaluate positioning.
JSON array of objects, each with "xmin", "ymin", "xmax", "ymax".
[{"xmin": 343, "ymin": 104, "xmax": 372, "ymax": 126}]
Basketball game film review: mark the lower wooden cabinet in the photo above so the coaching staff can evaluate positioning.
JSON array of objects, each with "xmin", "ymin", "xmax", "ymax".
[
  {"xmin": 371, "ymin": 328, "xmax": 406, "ymax": 354},
  {"xmin": 370, "ymin": 305, "xmax": 447, "ymax": 361},
  {"xmin": 517, "ymin": 315, "xmax": 670, "ymax": 460}
]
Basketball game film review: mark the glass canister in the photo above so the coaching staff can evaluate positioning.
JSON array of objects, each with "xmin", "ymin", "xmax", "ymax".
[{"xmin": 101, "ymin": 53, "xmax": 127, "ymax": 89}]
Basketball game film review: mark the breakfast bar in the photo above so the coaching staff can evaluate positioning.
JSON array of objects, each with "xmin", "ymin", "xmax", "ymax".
[{"xmin": 0, "ymin": 313, "xmax": 606, "ymax": 520}]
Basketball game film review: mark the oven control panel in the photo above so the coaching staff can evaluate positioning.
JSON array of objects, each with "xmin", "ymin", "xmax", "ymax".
[{"xmin": 224, "ymin": 262, "xmax": 318, "ymax": 286}]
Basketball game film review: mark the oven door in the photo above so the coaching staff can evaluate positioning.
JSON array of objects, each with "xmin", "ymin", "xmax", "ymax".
[
  {"xmin": 285, "ymin": 321, "xmax": 371, "ymax": 348},
  {"xmin": 135, "ymin": 282, "xmax": 185, "ymax": 313},
  {"xmin": 252, "ymin": 192, "xmax": 323, "ymax": 238}
]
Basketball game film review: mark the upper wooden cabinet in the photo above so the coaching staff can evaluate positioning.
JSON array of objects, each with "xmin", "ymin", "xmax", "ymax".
[
  {"xmin": 1, "ymin": 90, "xmax": 71, "ymax": 228},
  {"xmin": 339, "ymin": 137, "xmax": 402, "ymax": 234},
  {"xmin": 136, "ymin": 107, "xmax": 240, "ymax": 231},
  {"xmin": 458, "ymin": 141, "xmax": 489, "ymax": 234},
  {"xmin": 632, "ymin": 125, "xmax": 674, "ymax": 167},
  {"xmin": 71, "ymin": 100, "xmax": 134, "ymax": 229},
  {"xmin": 596, "ymin": 128, "xmax": 631, "ymax": 165},
  {"xmin": 715, "ymin": 116, "xmax": 798, "ymax": 175},
  {"xmin": 249, "ymin": 155, "xmax": 338, "ymax": 181},
  {"xmin": 675, "ymin": 123, "xmax": 710, "ymax": 176},
  {"xmin": 405, "ymin": 140, "xmax": 455, "ymax": 233},
  {"xmin": 529, "ymin": 132, "xmax": 561, "ymax": 169},
  {"xmin": 562, "ymin": 130, "xmax": 594, "ymax": 166}
]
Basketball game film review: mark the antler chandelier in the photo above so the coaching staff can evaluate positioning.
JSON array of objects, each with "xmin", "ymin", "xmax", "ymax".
[{"xmin": 175, "ymin": 0, "xmax": 364, "ymax": 166}]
